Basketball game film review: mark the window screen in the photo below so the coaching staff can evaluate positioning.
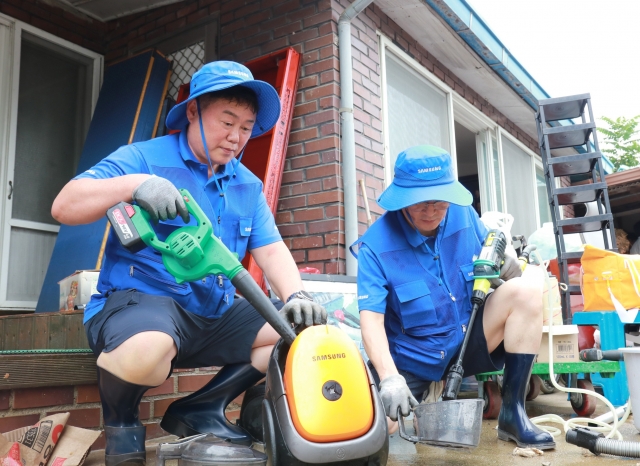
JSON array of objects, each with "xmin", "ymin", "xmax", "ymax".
[
  {"xmin": 385, "ymin": 52, "xmax": 450, "ymax": 166},
  {"xmin": 502, "ymin": 137, "xmax": 537, "ymax": 239}
]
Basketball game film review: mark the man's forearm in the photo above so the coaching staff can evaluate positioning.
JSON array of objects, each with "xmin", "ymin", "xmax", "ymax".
[
  {"xmin": 52, "ymin": 175, "xmax": 151, "ymax": 225},
  {"xmin": 251, "ymin": 241, "xmax": 303, "ymax": 302},
  {"xmin": 360, "ymin": 310, "xmax": 398, "ymax": 380}
]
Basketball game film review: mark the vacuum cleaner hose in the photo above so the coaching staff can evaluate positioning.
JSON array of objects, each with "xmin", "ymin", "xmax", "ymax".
[
  {"xmin": 566, "ymin": 427, "xmax": 640, "ymax": 457},
  {"xmin": 231, "ymin": 269, "xmax": 297, "ymax": 345}
]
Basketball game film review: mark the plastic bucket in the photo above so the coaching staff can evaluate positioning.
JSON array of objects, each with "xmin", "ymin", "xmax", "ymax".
[
  {"xmin": 618, "ymin": 347, "xmax": 640, "ymax": 432},
  {"xmin": 397, "ymin": 399, "xmax": 483, "ymax": 448}
]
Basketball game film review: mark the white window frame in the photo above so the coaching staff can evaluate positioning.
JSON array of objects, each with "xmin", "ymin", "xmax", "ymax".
[{"xmin": 0, "ymin": 13, "xmax": 102, "ymax": 309}]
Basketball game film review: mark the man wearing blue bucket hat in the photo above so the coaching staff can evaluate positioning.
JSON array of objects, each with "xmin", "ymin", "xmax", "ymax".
[
  {"xmin": 352, "ymin": 145, "xmax": 554, "ymax": 449},
  {"xmin": 52, "ymin": 61, "xmax": 326, "ymax": 464}
]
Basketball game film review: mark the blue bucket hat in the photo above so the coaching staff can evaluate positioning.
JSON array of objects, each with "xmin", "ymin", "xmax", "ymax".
[
  {"xmin": 377, "ymin": 145, "xmax": 472, "ymax": 211},
  {"xmin": 165, "ymin": 61, "xmax": 281, "ymax": 138}
]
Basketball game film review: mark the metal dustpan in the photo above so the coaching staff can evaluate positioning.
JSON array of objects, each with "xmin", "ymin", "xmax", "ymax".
[{"xmin": 398, "ymin": 399, "xmax": 483, "ymax": 448}]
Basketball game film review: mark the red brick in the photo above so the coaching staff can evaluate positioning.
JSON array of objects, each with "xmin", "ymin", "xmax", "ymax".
[
  {"xmin": 308, "ymin": 246, "xmax": 343, "ymax": 261},
  {"xmin": 178, "ymin": 374, "xmax": 215, "ymax": 393},
  {"xmin": 289, "ymin": 127, "xmax": 319, "ymax": 144},
  {"xmin": 282, "ymin": 169, "xmax": 304, "ymax": 184},
  {"xmin": 293, "ymin": 208, "xmax": 324, "ymax": 222},
  {"xmin": 308, "ymin": 191, "xmax": 342, "ymax": 207},
  {"xmin": 77, "ymin": 384, "xmax": 100, "ymax": 404},
  {"xmin": 278, "ymin": 223, "xmax": 306, "ymax": 237},
  {"xmin": 0, "ymin": 414, "xmax": 40, "ymax": 434},
  {"xmin": 320, "ymin": 69, "xmax": 340, "ymax": 84},
  {"xmin": 47, "ymin": 408, "xmax": 101, "ymax": 428},
  {"xmin": 262, "ymin": 36, "xmax": 289, "ymax": 54},
  {"xmin": 322, "ymin": 175, "xmax": 340, "ymax": 190},
  {"xmin": 305, "ymin": 136, "xmax": 338, "ymax": 153},
  {"xmin": 298, "ymin": 75, "xmax": 319, "ymax": 89},
  {"xmin": 325, "ymin": 261, "xmax": 346, "ymax": 275},
  {"xmin": 274, "ymin": 20, "xmax": 302, "ymax": 38},
  {"xmin": 144, "ymin": 421, "xmax": 168, "ymax": 439},
  {"xmin": 289, "ymin": 27, "xmax": 319, "ymax": 44},
  {"xmin": 305, "ymin": 57, "xmax": 339, "ymax": 75},
  {"xmin": 0, "ymin": 390, "xmax": 9, "ymax": 410},
  {"xmin": 91, "ymin": 430, "xmax": 106, "ymax": 451},
  {"xmin": 271, "ymin": 0, "xmax": 299, "ymax": 14},
  {"xmin": 154, "ymin": 397, "xmax": 182, "ymax": 417},
  {"xmin": 286, "ymin": 5, "xmax": 316, "ymax": 22},
  {"xmin": 292, "ymin": 236, "xmax": 323, "ymax": 249},
  {"xmin": 145, "ymin": 378, "xmax": 175, "ymax": 396},
  {"xmin": 294, "ymin": 101, "xmax": 318, "ymax": 117},
  {"xmin": 303, "ymin": 11, "xmax": 332, "ymax": 28},
  {"xmin": 305, "ymin": 109, "xmax": 336, "ymax": 126},
  {"xmin": 276, "ymin": 211, "xmax": 292, "ymax": 224},
  {"xmin": 13, "ymin": 386, "xmax": 74, "ymax": 409},
  {"xmin": 304, "ymin": 83, "xmax": 339, "ymax": 101},
  {"xmin": 307, "ymin": 164, "xmax": 338, "ymax": 179},
  {"xmin": 291, "ymin": 250, "xmax": 306, "ymax": 262},
  {"xmin": 305, "ymin": 33, "xmax": 335, "ymax": 51},
  {"xmin": 278, "ymin": 196, "xmax": 306, "ymax": 210},
  {"xmin": 291, "ymin": 153, "xmax": 320, "ymax": 169},
  {"xmin": 292, "ymin": 180, "xmax": 322, "ymax": 195},
  {"xmin": 139, "ymin": 401, "xmax": 151, "ymax": 420},
  {"xmin": 325, "ymin": 204, "xmax": 345, "ymax": 218},
  {"xmin": 306, "ymin": 216, "xmax": 340, "ymax": 236},
  {"xmin": 321, "ymin": 121, "xmax": 339, "ymax": 136},
  {"xmin": 325, "ymin": 232, "xmax": 345, "ymax": 245}
]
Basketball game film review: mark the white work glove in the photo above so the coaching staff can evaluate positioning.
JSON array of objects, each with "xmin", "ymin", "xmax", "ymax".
[
  {"xmin": 500, "ymin": 253, "xmax": 522, "ymax": 281},
  {"xmin": 132, "ymin": 175, "xmax": 189, "ymax": 223},
  {"xmin": 279, "ymin": 299, "xmax": 327, "ymax": 330},
  {"xmin": 379, "ymin": 374, "xmax": 419, "ymax": 421}
]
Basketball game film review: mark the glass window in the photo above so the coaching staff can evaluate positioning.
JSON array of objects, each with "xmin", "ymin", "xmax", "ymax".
[
  {"xmin": 491, "ymin": 135, "xmax": 504, "ymax": 212},
  {"xmin": 536, "ymin": 165, "xmax": 552, "ymax": 226},
  {"xmin": 501, "ymin": 137, "xmax": 537, "ymax": 239},
  {"xmin": 385, "ymin": 52, "xmax": 450, "ymax": 166}
]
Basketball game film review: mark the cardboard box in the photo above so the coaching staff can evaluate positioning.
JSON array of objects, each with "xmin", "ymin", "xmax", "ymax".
[
  {"xmin": 537, "ymin": 325, "xmax": 580, "ymax": 363},
  {"xmin": 58, "ymin": 270, "xmax": 99, "ymax": 312}
]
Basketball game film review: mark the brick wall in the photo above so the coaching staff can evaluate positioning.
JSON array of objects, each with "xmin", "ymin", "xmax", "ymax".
[
  {"xmin": 0, "ymin": 367, "xmax": 245, "ymax": 447},
  {"xmin": 0, "ymin": 0, "xmax": 106, "ymax": 54}
]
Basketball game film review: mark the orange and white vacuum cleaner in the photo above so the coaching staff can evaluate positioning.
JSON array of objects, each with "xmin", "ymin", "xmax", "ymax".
[{"xmin": 262, "ymin": 324, "xmax": 389, "ymax": 465}]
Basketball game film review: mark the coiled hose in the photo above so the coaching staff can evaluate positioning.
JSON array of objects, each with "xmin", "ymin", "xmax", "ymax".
[{"xmin": 566, "ymin": 427, "xmax": 640, "ymax": 457}]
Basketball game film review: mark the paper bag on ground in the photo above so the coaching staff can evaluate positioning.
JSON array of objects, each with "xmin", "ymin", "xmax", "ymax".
[
  {"xmin": 46, "ymin": 426, "xmax": 101, "ymax": 466},
  {"xmin": 0, "ymin": 413, "xmax": 69, "ymax": 466}
]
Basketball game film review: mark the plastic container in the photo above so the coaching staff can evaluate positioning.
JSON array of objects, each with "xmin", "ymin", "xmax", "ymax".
[{"xmin": 618, "ymin": 347, "xmax": 640, "ymax": 432}]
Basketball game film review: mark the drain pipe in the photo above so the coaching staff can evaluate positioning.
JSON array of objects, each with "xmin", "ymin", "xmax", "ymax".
[{"xmin": 339, "ymin": 0, "xmax": 374, "ymax": 276}]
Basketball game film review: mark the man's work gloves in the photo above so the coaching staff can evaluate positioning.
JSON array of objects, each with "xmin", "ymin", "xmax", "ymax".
[
  {"xmin": 279, "ymin": 299, "xmax": 327, "ymax": 331},
  {"xmin": 379, "ymin": 374, "xmax": 419, "ymax": 421},
  {"xmin": 500, "ymin": 253, "xmax": 523, "ymax": 281},
  {"xmin": 133, "ymin": 176, "xmax": 190, "ymax": 223}
]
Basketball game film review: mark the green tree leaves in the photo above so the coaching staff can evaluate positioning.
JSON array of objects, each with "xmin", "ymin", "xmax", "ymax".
[{"xmin": 597, "ymin": 115, "xmax": 640, "ymax": 172}]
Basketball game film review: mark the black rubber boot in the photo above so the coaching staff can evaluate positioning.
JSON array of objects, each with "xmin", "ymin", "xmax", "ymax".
[
  {"xmin": 98, "ymin": 367, "xmax": 151, "ymax": 466},
  {"xmin": 160, "ymin": 363, "xmax": 264, "ymax": 446},
  {"xmin": 497, "ymin": 353, "xmax": 556, "ymax": 450}
]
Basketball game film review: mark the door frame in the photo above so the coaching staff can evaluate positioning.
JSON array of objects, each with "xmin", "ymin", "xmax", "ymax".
[{"xmin": 0, "ymin": 13, "xmax": 102, "ymax": 309}]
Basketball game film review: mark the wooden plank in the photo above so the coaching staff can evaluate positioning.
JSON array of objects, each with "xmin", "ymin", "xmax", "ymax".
[
  {"xmin": 17, "ymin": 316, "xmax": 34, "ymax": 350},
  {"xmin": 0, "ymin": 354, "xmax": 97, "ymax": 389},
  {"xmin": 3, "ymin": 317, "xmax": 19, "ymax": 351},
  {"xmin": 33, "ymin": 314, "xmax": 50, "ymax": 349},
  {"xmin": 47, "ymin": 314, "xmax": 66, "ymax": 349},
  {"xmin": 64, "ymin": 314, "xmax": 88, "ymax": 349}
]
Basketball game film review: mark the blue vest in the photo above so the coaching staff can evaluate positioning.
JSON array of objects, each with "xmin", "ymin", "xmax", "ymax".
[
  {"xmin": 355, "ymin": 205, "xmax": 485, "ymax": 381},
  {"xmin": 97, "ymin": 134, "xmax": 263, "ymax": 319}
]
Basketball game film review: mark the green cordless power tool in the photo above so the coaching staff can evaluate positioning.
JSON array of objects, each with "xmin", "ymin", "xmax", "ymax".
[{"xmin": 107, "ymin": 189, "xmax": 296, "ymax": 345}]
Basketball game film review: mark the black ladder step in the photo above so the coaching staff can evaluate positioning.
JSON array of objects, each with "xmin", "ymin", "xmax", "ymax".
[
  {"xmin": 566, "ymin": 285, "xmax": 582, "ymax": 294},
  {"xmin": 545, "ymin": 151, "xmax": 602, "ymax": 177},
  {"xmin": 542, "ymin": 122, "xmax": 595, "ymax": 150},
  {"xmin": 538, "ymin": 93, "xmax": 590, "ymax": 121},
  {"xmin": 556, "ymin": 214, "xmax": 613, "ymax": 234},
  {"xmin": 552, "ymin": 182, "xmax": 608, "ymax": 205},
  {"xmin": 560, "ymin": 251, "xmax": 583, "ymax": 263}
]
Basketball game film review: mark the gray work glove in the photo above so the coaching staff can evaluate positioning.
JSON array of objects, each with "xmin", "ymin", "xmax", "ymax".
[
  {"xmin": 279, "ymin": 299, "xmax": 327, "ymax": 330},
  {"xmin": 500, "ymin": 253, "xmax": 522, "ymax": 281},
  {"xmin": 379, "ymin": 374, "xmax": 419, "ymax": 421},
  {"xmin": 132, "ymin": 175, "xmax": 189, "ymax": 223}
]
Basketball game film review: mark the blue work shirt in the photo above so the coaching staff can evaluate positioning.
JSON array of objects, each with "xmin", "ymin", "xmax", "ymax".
[
  {"xmin": 354, "ymin": 206, "xmax": 487, "ymax": 381},
  {"xmin": 75, "ymin": 131, "xmax": 281, "ymax": 323}
]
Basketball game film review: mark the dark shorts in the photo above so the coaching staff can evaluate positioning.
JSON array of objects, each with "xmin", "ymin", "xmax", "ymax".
[
  {"xmin": 368, "ymin": 300, "xmax": 505, "ymax": 400},
  {"xmin": 84, "ymin": 289, "xmax": 283, "ymax": 370}
]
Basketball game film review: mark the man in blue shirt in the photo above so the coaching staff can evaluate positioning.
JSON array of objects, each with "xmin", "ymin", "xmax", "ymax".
[
  {"xmin": 52, "ymin": 61, "xmax": 325, "ymax": 465},
  {"xmin": 352, "ymin": 145, "xmax": 554, "ymax": 450}
]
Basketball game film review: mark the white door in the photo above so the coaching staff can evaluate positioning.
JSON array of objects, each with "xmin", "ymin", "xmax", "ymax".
[
  {"xmin": 0, "ymin": 16, "xmax": 101, "ymax": 309},
  {"xmin": 476, "ymin": 129, "xmax": 505, "ymax": 215}
]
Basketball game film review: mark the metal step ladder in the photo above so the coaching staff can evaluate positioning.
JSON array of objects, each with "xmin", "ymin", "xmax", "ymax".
[{"xmin": 534, "ymin": 93, "xmax": 617, "ymax": 324}]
